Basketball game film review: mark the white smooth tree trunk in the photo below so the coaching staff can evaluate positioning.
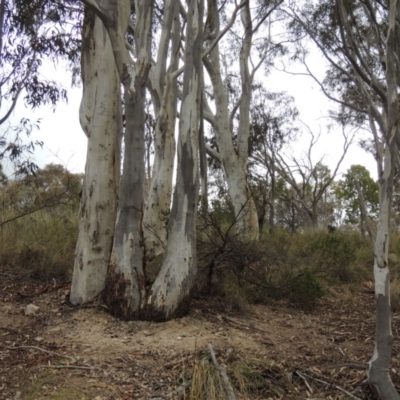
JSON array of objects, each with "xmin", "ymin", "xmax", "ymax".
[
  {"xmin": 70, "ymin": 8, "xmax": 121, "ymax": 305},
  {"xmin": 204, "ymin": 0, "xmax": 259, "ymax": 241},
  {"xmin": 143, "ymin": 0, "xmax": 180, "ymax": 261},
  {"xmin": 145, "ymin": 0, "xmax": 203, "ymax": 321},
  {"xmin": 366, "ymin": 1, "xmax": 400, "ymax": 397}
]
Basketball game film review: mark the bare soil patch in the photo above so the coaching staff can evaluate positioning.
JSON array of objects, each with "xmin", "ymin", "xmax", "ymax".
[{"xmin": 1, "ymin": 267, "xmax": 399, "ymax": 399}]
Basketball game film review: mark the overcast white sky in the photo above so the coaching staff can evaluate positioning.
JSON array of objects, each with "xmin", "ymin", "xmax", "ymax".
[{"xmin": 3, "ymin": 47, "xmax": 377, "ymax": 181}]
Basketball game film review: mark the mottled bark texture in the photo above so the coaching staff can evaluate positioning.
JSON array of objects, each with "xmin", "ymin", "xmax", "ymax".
[
  {"xmin": 70, "ymin": 8, "xmax": 121, "ymax": 305},
  {"xmin": 143, "ymin": 0, "xmax": 180, "ymax": 261},
  {"xmin": 144, "ymin": 0, "xmax": 204, "ymax": 321},
  {"xmin": 102, "ymin": 0, "xmax": 154, "ymax": 320}
]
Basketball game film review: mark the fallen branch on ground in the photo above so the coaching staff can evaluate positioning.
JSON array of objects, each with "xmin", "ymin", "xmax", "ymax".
[{"xmin": 3, "ymin": 345, "xmax": 75, "ymax": 360}]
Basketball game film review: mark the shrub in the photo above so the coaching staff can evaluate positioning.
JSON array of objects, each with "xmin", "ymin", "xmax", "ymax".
[
  {"xmin": 286, "ymin": 268, "xmax": 324, "ymax": 310},
  {"xmin": 306, "ymin": 233, "xmax": 359, "ymax": 282}
]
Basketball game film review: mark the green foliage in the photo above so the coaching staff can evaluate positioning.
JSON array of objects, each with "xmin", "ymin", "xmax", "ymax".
[
  {"xmin": 307, "ymin": 232, "xmax": 359, "ymax": 282},
  {"xmin": 335, "ymin": 165, "xmax": 378, "ymax": 225},
  {"xmin": 286, "ymin": 268, "xmax": 324, "ymax": 310}
]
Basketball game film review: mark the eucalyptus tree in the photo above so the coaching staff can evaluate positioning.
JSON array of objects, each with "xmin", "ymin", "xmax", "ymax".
[
  {"xmin": 143, "ymin": 0, "xmax": 180, "ymax": 261},
  {"xmin": 146, "ymin": 0, "xmax": 204, "ymax": 320},
  {"xmin": 287, "ymin": 1, "xmax": 400, "ymax": 397},
  {"xmin": 248, "ymin": 88, "xmax": 299, "ymax": 233},
  {"xmin": 336, "ymin": 165, "xmax": 379, "ymax": 238},
  {"xmin": 72, "ymin": 0, "xmax": 153, "ymax": 318},
  {"xmin": 70, "ymin": 7, "xmax": 122, "ymax": 305},
  {"xmin": 202, "ymin": 0, "xmax": 283, "ymax": 241},
  {"xmin": 74, "ymin": 0, "xmax": 203, "ymax": 321},
  {"xmin": 273, "ymin": 126, "xmax": 351, "ymax": 228}
]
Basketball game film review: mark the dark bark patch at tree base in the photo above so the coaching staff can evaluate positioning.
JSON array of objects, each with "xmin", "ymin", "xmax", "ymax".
[
  {"xmin": 138, "ymin": 292, "xmax": 193, "ymax": 322},
  {"xmin": 103, "ymin": 269, "xmax": 138, "ymax": 321}
]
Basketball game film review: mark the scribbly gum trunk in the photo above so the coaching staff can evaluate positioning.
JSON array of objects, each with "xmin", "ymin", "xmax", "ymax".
[
  {"xmin": 103, "ymin": 0, "xmax": 153, "ymax": 320},
  {"xmin": 70, "ymin": 9, "xmax": 121, "ymax": 305},
  {"xmin": 143, "ymin": 0, "xmax": 203, "ymax": 321}
]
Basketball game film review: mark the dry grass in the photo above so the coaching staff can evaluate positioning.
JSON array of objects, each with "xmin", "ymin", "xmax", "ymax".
[{"xmin": 0, "ymin": 208, "xmax": 78, "ymax": 281}]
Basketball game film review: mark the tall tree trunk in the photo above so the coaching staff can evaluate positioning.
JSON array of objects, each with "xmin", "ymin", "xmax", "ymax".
[
  {"xmin": 367, "ymin": 143, "xmax": 398, "ymax": 399},
  {"xmin": 269, "ymin": 159, "xmax": 276, "ymax": 234},
  {"xmin": 103, "ymin": 0, "xmax": 154, "ymax": 320},
  {"xmin": 367, "ymin": 1, "xmax": 400, "ymax": 397},
  {"xmin": 143, "ymin": 0, "xmax": 180, "ymax": 261},
  {"xmin": 144, "ymin": 0, "xmax": 204, "ymax": 321},
  {"xmin": 70, "ymin": 8, "xmax": 121, "ymax": 305},
  {"xmin": 204, "ymin": 0, "xmax": 259, "ymax": 241}
]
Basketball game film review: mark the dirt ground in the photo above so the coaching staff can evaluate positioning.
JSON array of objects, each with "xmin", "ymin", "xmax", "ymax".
[{"xmin": 1, "ymin": 267, "xmax": 399, "ymax": 400}]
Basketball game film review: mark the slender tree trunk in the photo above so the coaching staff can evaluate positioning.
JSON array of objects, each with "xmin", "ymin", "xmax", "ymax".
[
  {"xmin": 103, "ymin": 0, "xmax": 153, "ymax": 320},
  {"xmin": 204, "ymin": 0, "xmax": 259, "ymax": 241},
  {"xmin": 70, "ymin": 9, "xmax": 121, "ymax": 305},
  {"xmin": 144, "ymin": 0, "xmax": 204, "ymax": 321},
  {"xmin": 367, "ymin": 2, "xmax": 400, "ymax": 397},
  {"xmin": 143, "ymin": 0, "xmax": 180, "ymax": 261},
  {"xmin": 269, "ymin": 159, "xmax": 276, "ymax": 234},
  {"xmin": 368, "ymin": 142, "xmax": 399, "ymax": 399}
]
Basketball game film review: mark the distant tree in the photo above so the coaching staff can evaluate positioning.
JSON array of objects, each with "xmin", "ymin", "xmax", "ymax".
[
  {"xmin": 274, "ymin": 126, "xmax": 351, "ymax": 228},
  {"xmin": 248, "ymin": 88, "xmax": 299, "ymax": 234},
  {"xmin": 336, "ymin": 165, "xmax": 378, "ymax": 238}
]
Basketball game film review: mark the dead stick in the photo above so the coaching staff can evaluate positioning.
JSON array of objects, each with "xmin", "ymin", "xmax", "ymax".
[
  {"xmin": 3, "ymin": 345, "xmax": 75, "ymax": 360},
  {"xmin": 41, "ymin": 365, "xmax": 94, "ymax": 370},
  {"xmin": 296, "ymin": 370, "xmax": 313, "ymax": 393},
  {"xmin": 300, "ymin": 371, "xmax": 361, "ymax": 400},
  {"xmin": 207, "ymin": 343, "xmax": 237, "ymax": 400}
]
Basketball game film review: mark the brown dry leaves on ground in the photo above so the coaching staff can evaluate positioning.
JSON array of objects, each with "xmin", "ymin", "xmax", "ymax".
[{"xmin": 1, "ymin": 267, "xmax": 400, "ymax": 400}]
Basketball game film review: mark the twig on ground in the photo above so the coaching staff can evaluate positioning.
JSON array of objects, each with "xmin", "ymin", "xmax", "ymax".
[
  {"xmin": 207, "ymin": 343, "xmax": 237, "ymax": 400},
  {"xmin": 41, "ymin": 365, "xmax": 94, "ymax": 370},
  {"xmin": 330, "ymin": 363, "xmax": 366, "ymax": 370},
  {"xmin": 296, "ymin": 370, "xmax": 313, "ymax": 393},
  {"xmin": 299, "ymin": 371, "xmax": 362, "ymax": 400},
  {"xmin": 3, "ymin": 345, "xmax": 75, "ymax": 360}
]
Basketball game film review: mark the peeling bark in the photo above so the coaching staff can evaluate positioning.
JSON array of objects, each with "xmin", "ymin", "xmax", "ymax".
[{"xmin": 70, "ymin": 8, "xmax": 121, "ymax": 305}]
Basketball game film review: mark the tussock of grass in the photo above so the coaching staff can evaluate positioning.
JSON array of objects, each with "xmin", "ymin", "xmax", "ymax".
[
  {"xmin": 189, "ymin": 350, "xmax": 289, "ymax": 399},
  {"xmin": 229, "ymin": 358, "xmax": 288, "ymax": 398},
  {"xmin": 190, "ymin": 357, "xmax": 226, "ymax": 400}
]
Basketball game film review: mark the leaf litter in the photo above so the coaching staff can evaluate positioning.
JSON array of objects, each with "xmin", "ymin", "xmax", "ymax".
[{"xmin": 1, "ymin": 266, "xmax": 399, "ymax": 399}]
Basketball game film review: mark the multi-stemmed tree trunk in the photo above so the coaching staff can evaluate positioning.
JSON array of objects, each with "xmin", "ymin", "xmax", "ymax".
[
  {"xmin": 79, "ymin": 0, "xmax": 203, "ymax": 321},
  {"xmin": 144, "ymin": 0, "xmax": 204, "ymax": 321},
  {"xmin": 143, "ymin": 0, "xmax": 180, "ymax": 261},
  {"xmin": 70, "ymin": 8, "xmax": 121, "ymax": 305}
]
